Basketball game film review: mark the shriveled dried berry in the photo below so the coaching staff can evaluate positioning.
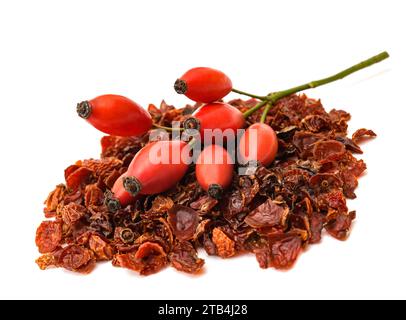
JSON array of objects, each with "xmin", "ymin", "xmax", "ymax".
[
  {"xmin": 35, "ymin": 221, "xmax": 62, "ymax": 254},
  {"xmin": 114, "ymin": 242, "xmax": 168, "ymax": 275},
  {"xmin": 44, "ymin": 184, "xmax": 66, "ymax": 216},
  {"xmin": 168, "ymin": 205, "xmax": 199, "ymax": 241},
  {"xmin": 326, "ymin": 211, "xmax": 356, "ymax": 240},
  {"xmin": 212, "ymin": 227, "xmax": 236, "ymax": 258},
  {"xmin": 244, "ymin": 199, "xmax": 289, "ymax": 229},
  {"xmin": 89, "ymin": 234, "xmax": 114, "ymax": 260},
  {"xmin": 352, "ymin": 128, "xmax": 376, "ymax": 143},
  {"xmin": 61, "ymin": 202, "xmax": 86, "ymax": 226},
  {"xmin": 169, "ymin": 241, "xmax": 205, "ymax": 273},
  {"xmin": 255, "ymin": 233, "xmax": 302, "ymax": 269},
  {"xmin": 58, "ymin": 245, "xmax": 96, "ymax": 274}
]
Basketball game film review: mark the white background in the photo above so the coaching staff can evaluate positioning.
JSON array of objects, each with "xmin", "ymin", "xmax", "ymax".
[{"xmin": 0, "ymin": 0, "xmax": 405, "ymax": 300}]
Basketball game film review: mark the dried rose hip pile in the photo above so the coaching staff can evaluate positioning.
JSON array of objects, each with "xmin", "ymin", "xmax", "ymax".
[{"xmin": 35, "ymin": 53, "xmax": 387, "ymax": 275}]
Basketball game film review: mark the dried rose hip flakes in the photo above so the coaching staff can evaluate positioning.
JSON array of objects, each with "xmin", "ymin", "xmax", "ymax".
[{"xmin": 35, "ymin": 95, "xmax": 376, "ymax": 275}]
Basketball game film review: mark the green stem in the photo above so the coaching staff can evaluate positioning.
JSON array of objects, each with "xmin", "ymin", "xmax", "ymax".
[
  {"xmin": 243, "ymin": 51, "xmax": 389, "ymax": 119},
  {"xmin": 242, "ymin": 100, "xmax": 268, "ymax": 118},
  {"xmin": 231, "ymin": 88, "xmax": 266, "ymax": 100},
  {"xmin": 152, "ymin": 123, "xmax": 184, "ymax": 131},
  {"xmin": 260, "ymin": 103, "xmax": 273, "ymax": 123}
]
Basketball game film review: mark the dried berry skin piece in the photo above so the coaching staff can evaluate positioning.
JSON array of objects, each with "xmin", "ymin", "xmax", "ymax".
[
  {"xmin": 84, "ymin": 184, "xmax": 104, "ymax": 207},
  {"xmin": 146, "ymin": 196, "xmax": 174, "ymax": 215},
  {"xmin": 89, "ymin": 234, "xmax": 114, "ymax": 260},
  {"xmin": 352, "ymin": 128, "xmax": 376, "ymax": 143},
  {"xmin": 101, "ymin": 135, "xmax": 144, "ymax": 160},
  {"xmin": 335, "ymin": 136, "xmax": 363, "ymax": 154},
  {"xmin": 65, "ymin": 166, "xmax": 93, "ymax": 190},
  {"xmin": 212, "ymin": 227, "xmax": 236, "ymax": 258},
  {"xmin": 308, "ymin": 173, "xmax": 343, "ymax": 194},
  {"xmin": 326, "ymin": 211, "xmax": 356, "ymax": 240},
  {"xmin": 58, "ymin": 245, "xmax": 96, "ymax": 274},
  {"xmin": 340, "ymin": 171, "xmax": 359, "ymax": 199},
  {"xmin": 316, "ymin": 190, "xmax": 348, "ymax": 214},
  {"xmin": 190, "ymin": 196, "xmax": 218, "ymax": 214},
  {"xmin": 35, "ymin": 221, "xmax": 63, "ymax": 254},
  {"xmin": 255, "ymin": 233, "xmax": 302, "ymax": 269},
  {"xmin": 114, "ymin": 242, "xmax": 168, "ymax": 275},
  {"xmin": 300, "ymin": 114, "xmax": 332, "ymax": 133},
  {"xmin": 168, "ymin": 205, "xmax": 199, "ymax": 241},
  {"xmin": 313, "ymin": 140, "xmax": 346, "ymax": 163},
  {"xmin": 244, "ymin": 199, "xmax": 289, "ymax": 229},
  {"xmin": 169, "ymin": 241, "xmax": 205, "ymax": 274},
  {"xmin": 44, "ymin": 184, "xmax": 66, "ymax": 216},
  {"xmin": 308, "ymin": 213, "xmax": 326, "ymax": 244},
  {"xmin": 36, "ymin": 253, "xmax": 58, "ymax": 270},
  {"xmin": 61, "ymin": 202, "xmax": 86, "ymax": 226}
]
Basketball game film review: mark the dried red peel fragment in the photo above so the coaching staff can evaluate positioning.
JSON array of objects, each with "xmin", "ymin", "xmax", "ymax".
[
  {"xmin": 114, "ymin": 242, "xmax": 168, "ymax": 275},
  {"xmin": 244, "ymin": 199, "xmax": 289, "ymax": 229},
  {"xmin": 35, "ymin": 221, "xmax": 63, "ymax": 254},
  {"xmin": 169, "ymin": 241, "xmax": 205, "ymax": 273},
  {"xmin": 212, "ymin": 227, "xmax": 236, "ymax": 258},
  {"xmin": 168, "ymin": 205, "xmax": 199, "ymax": 241},
  {"xmin": 326, "ymin": 211, "xmax": 356, "ymax": 240},
  {"xmin": 255, "ymin": 233, "xmax": 302, "ymax": 269},
  {"xmin": 89, "ymin": 234, "xmax": 114, "ymax": 260},
  {"xmin": 55, "ymin": 245, "xmax": 96, "ymax": 274},
  {"xmin": 61, "ymin": 202, "xmax": 86, "ymax": 226}
]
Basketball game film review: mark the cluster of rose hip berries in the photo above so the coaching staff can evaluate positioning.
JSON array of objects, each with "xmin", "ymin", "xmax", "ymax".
[{"xmin": 77, "ymin": 67, "xmax": 278, "ymax": 208}]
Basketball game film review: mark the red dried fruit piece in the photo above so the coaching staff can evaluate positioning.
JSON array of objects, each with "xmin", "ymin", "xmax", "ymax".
[
  {"xmin": 313, "ymin": 140, "xmax": 346, "ymax": 162},
  {"xmin": 255, "ymin": 233, "xmax": 302, "ymax": 269},
  {"xmin": 340, "ymin": 152, "xmax": 367, "ymax": 177},
  {"xmin": 309, "ymin": 213, "xmax": 326, "ymax": 244},
  {"xmin": 292, "ymin": 131, "xmax": 323, "ymax": 158},
  {"xmin": 36, "ymin": 253, "xmax": 58, "ymax": 270},
  {"xmin": 169, "ymin": 241, "xmax": 205, "ymax": 273},
  {"xmin": 326, "ymin": 211, "xmax": 356, "ymax": 240},
  {"xmin": 300, "ymin": 114, "xmax": 331, "ymax": 132},
  {"xmin": 282, "ymin": 168, "xmax": 310, "ymax": 190},
  {"xmin": 82, "ymin": 157, "xmax": 123, "ymax": 178},
  {"xmin": 168, "ymin": 205, "xmax": 199, "ymax": 241},
  {"xmin": 340, "ymin": 171, "xmax": 359, "ymax": 199},
  {"xmin": 147, "ymin": 196, "xmax": 174, "ymax": 215},
  {"xmin": 244, "ymin": 199, "xmax": 289, "ymax": 229},
  {"xmin": 290, "ymin": 213, "xmax": 310, "ymax": 241},
  {"xmin": 101, "ymin": 135, "xmax": 144, "ymax": 160},
  {"xmin": 190, "ymin": 195, "xmax": 218, "ymax": 214},
  {"xmin": 352, "ymin": 128, "xmax": 376, "ymax": 143},
  {"xmin": 89, "ymin": 234, "xmax": 114, "ymax": 260},
  {"xmin": 65, "ymin": 166, "xmax": 93, "ymax": 190},
  {"xmin": 335, "ymin": 136, "xmax": 363, "ymax": 154},
  {"xmin": 58, "ymin": 245, "xmax": 96, "ymax": 274},
  {"xmin": 222, "ymin": 190, "xmax": 245, "ymax": 220},
  {"xmin": 309, "ymin": 173, "xmax": 343, "ymax": 194},
  {"xmin": 239, "ymin": 176, "xmax": 260, "ymax": 206},
  {"xmin": 84, "ymin": 184, "xmax": 104, "ymax": 207},
  {"xmin": 61, "ymin": 202, "xmax": 86, "ymax": 226},
  {"xmin": 316, "ymin": 190, "xmax": 348, "ymax": 214},
  {"xmin": 212, "ymin": 227, "xmax": 236, "ymax": 258},
  {"xmin": 44, "ymin": 184, "xmax": 66, "ymax": 216},
  {"xmin": 35, "ymin": 221, "xmax": 63, "ymax": 254},
  {"xmin": 114, "ymin": 242, "xmax": 168, "ymax": 275}
]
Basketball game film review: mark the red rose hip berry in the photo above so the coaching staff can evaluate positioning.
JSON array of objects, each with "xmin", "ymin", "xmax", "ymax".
[
  {"xmin": 239, "ymin": 122, "xmax": 278, "ymax": 166},
  {"xmin": 196, "ymin": 144, "xmax": 234, "ymax": 199},
  {"xmin": 77, "ymin": 94, "xmax": 152, "ymax": 137},
  {"xmin": 174, "ymin": 67, "xmax": 232, "ymax": 103}
]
